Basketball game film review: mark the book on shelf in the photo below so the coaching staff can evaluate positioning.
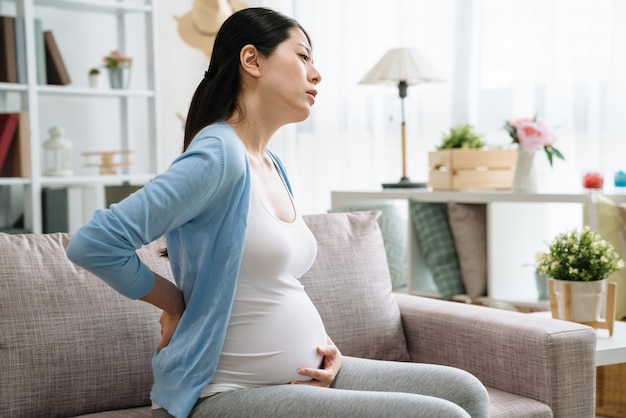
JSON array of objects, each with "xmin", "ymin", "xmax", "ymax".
[
  {"xmin": 42, "ymin": 187, "xmax": 69, "ymax": 233},
  {"xmin": 0, "ymin": 15, "xmax": 18, "ymax": 83},
  {"xmin": 0, "ymin": 111, "xmax": 30, "ymax": 178},
  {"xmin": 0, "ymin": 113, "xmax": 19, "ymax": 172},
  {"xmin": 13, "ymin": 16, "xmax": 27, "ymax": 84},
  {"xmin": 43, "ymin": 30, "xmax": 70, "ymax": 85},
  {"xmin": 34, "ymin": 19, "xmax": 47, "ymax": 85}
]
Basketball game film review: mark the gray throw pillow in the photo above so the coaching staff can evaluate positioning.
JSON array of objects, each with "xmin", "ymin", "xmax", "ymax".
[
  {"xmin": 329, "ymin": 203, "xmax": 407, "ymax": 290},
  {"xmin": 0, "ymin": 233, "xmax": 169, "ymax": 418},
  {"xmin": 301, "ymin": 211, "xmax": 410, "ymax": 362},
  {"xmin": 447, "ymin": 203, "xmax": 487, "ymax": 300}
]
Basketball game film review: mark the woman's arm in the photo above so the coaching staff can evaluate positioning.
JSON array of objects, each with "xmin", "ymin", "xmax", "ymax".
[{"xmin": 140, "ymin": 272, "xmax": 185, "ymax": 349}]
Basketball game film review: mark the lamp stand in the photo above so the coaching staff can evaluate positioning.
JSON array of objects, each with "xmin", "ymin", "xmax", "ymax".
[{"xmin": 382, "ymin": 80, "xmax": 426, "ymax": 189}]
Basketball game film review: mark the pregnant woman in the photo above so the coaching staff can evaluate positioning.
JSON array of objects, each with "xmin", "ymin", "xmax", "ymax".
[{"xmin": 67, "ymin": 7, "xmax": 488, "ymax": 418}]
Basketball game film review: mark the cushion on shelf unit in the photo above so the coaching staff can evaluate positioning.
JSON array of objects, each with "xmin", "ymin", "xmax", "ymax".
[{"xmin": 408, "ymin": 200, "xmax": 465, "ymax": 300}]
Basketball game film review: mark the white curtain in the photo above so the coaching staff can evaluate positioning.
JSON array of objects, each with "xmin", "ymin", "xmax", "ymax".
[{"xmin": 261, "ymin": 0, "xmax": 626, "ymax": 213}]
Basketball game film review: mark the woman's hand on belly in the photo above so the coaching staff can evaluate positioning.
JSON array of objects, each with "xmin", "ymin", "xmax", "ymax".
[{"xmin": 289, "ymin": 336, "xmax": 342, "ymax": 387}]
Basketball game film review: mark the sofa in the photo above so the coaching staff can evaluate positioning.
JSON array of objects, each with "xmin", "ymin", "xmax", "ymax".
[{"xmin": 1, "ymin": 211, "xmax": 597, "ymax": 417}]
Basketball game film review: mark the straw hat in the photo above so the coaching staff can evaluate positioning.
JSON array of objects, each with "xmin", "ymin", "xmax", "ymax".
[{"xmin": 176, "ymin": 0, "xmax": 248, "ymax": 58}]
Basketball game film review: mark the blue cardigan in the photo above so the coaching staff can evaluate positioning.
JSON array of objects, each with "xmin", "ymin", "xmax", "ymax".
[{"xmin": 66, "ymin": 121, "xmax": 292, "ymax": 418}]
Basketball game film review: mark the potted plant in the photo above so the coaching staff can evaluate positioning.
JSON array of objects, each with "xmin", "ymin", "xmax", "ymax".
[
  {"xmin": 103, "ymin": 50, "xmax": 133, "ymax": 89},
  {"xmin": 437, "ymin": 123, "xmax": 486, "ymax": 150},
  {"xmin": 536, "ymin": 226, "xmax": 624, "ymax": 322},
  {"xmin": 88, "ymin": 67, "xmax": 101, "ymax": 88}
]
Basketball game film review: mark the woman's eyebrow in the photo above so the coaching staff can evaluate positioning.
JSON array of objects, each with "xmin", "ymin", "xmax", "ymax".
[{"xmin": 298, "ymin": 43, "xmax": 312, "ymax": 55}]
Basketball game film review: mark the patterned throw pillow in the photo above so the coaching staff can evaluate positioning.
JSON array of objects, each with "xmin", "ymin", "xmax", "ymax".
[
  {"xmin": 330, "ymin": 203, "xmax": 407, "ymax": 290},
  {"xmin": 408, "ymin": 200, "xmax": 465, "ymax": 300}
]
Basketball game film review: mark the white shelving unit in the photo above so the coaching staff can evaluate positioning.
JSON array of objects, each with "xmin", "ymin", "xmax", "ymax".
[
  {"xmin": 331, "ymin": 189, "xmax": 626, "ymax": 306},
  {"xmin": 0, "ymin": 0, "xmax": 160, "ymax": 233}
]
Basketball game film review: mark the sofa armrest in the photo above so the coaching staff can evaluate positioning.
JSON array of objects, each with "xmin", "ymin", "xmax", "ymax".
[{"xmin": 394, "ymin": 293, "xmax": 597, "ymax": 418}]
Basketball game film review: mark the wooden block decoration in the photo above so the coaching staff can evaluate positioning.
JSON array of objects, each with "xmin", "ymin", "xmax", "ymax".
[
  {"xmin": 43, "ymin": 30, "xmax": 71, "ymax": 85},
  {"xmin": 428, "ymin": 149, "xmax": 518, "ymax": 191}
]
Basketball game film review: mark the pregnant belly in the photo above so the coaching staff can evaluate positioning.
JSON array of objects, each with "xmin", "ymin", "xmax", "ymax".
[{"xmin": 211, "ymin": 286, "xmax": 328, "ymax": 386}]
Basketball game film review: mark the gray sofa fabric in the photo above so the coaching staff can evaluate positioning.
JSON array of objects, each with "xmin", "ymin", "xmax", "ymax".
[{"xmin": 0, "ymin": 211, "xmax": 596, "ymax": 417}]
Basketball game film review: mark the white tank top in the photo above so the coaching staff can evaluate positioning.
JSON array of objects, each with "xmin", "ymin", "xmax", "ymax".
[{"xmin": 201, "ymin": 175, "xmax": 327, "ymax": 397}]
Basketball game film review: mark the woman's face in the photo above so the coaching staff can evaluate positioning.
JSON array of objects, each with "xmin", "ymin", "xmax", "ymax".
[{"xmin": 257, "ymin": 28, "xmax": 322, "ymax": 124}]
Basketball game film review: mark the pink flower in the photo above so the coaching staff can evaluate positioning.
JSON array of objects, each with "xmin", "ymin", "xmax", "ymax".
[{"xmin": 512, "ymin": 118, "xmax": 557, "ymax": 152}]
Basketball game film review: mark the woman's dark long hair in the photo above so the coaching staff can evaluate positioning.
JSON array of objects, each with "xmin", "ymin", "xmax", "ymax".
[
  {"xmin": 161, "ymin": 8, "xmax": 310, "ymax": 258},
  {"xmin": 182, "ymin": 7, "xmax": 311, "ymax": 152}
]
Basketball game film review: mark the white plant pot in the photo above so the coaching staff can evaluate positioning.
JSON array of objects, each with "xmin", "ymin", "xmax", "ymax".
[
  {"xmin": 552, "ymin": 279, "xmax": 605, "ymax": 322},
  {"xmin": 89, "ymin": 74, "xmax": 102, "ymax": 89}
]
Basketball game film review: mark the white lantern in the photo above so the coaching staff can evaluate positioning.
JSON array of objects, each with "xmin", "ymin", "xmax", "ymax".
[{"xmin": 43, "ymin": 126, "xmax": 73, "ymax": 176}]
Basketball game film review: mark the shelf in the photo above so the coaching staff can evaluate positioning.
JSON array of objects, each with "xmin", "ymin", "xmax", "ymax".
[
  {"xmin": 0, "ymin": 178, "xmax": 31, "ymax": 186},
  {"xmin": 0, "ymin": 82, "xmax": 28, "ymax": 92},
  {"xmin": 39, "ymin": 174, "xmax": 155, "ymax": 187},
  {"xmin": 0, "ymin": 0, "xmax": 159, "ymax": 233},
  {"xmin": 37, "ymin": 85, "xmax": 155, "ymax": 98},
  {"xmin": 34, "ymin": 0, "xmax": 152, "ymax": 14},
  {"xmin": 332, "ymin": 189, "xmax": 626, "ymax": 204}
]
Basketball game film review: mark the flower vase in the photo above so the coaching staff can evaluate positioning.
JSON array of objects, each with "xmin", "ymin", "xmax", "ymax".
[
  {"xmin": 552, "ymin": 279, "xmax": 606, "ymax": 322},
  {"xmin": 108, "ymin": 65, "xmax": 131, "ymax": 89},
  {"xmin": 512, "ymin": 149, "xmax": 538, "ymax": 192}
]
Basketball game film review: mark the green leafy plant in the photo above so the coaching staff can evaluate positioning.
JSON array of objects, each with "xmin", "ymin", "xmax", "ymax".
[
  {"xmin": 437, "ymin": 123, "xmax": 486, "ymax": 150},
  {"xmin": 536, "ymin": 226, "xmax": 624, "ymax": 281},
  {"xmin": 88, "ymin": 67, "xmax": 100, "ymax": 76}
]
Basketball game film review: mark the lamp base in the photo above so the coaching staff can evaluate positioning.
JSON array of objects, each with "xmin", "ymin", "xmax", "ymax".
[{"xmin": 382, "ymin": 177, "xmax": 428, "ymax": 189}]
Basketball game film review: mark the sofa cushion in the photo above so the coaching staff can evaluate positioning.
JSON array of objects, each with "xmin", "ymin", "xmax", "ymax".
[
  {"xmin": 329, "ymin": 203, "xmax": 408, "ymax": 291},
  {"xmin": 301, "ymin": 211, "xmax": 410, "ymax": 362},
  {"xmin": 0, "ymin": 233, "xmax": 170, "ymax": 418},
  {"xmin": 408, "ymin": 200, "xmax": 465, "ymax": 299}
]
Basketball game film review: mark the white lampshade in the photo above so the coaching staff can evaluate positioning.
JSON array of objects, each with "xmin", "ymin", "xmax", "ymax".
[{"xmin": 359, "ymin": 47, "xmax": 445, "ymax": 86}]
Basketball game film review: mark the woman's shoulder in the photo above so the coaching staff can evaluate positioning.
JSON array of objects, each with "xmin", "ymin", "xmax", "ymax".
[
  {"xmin": 180, "ymin": 121, "xmax": 247, "ymax": 179},
  {"xmin": 190, "ymin": 121, "xmax": 245, "ymax": 155}
]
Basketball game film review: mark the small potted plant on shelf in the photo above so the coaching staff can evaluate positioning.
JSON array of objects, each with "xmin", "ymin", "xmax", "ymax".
[
  {"xmin": 88, "ymin": 67, "xmax": 101, "ymax": 88},
  {"xmin": 536, "ymin": 226, "xmax": 624, "ymax": 322},
  {"xmin": 103, "ymin": 50, "xmax": 133, "ymax": 89}
]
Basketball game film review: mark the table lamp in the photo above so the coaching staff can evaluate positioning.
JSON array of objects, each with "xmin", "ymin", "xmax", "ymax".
[{"xmin": 360, "ymin": 47, "xmax": 444, "ymax": 188}]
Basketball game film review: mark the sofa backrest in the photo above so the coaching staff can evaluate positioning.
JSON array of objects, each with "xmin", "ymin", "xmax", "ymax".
[{"xmin": 0, "ymin": 232, "xmax": 171, "ymax": 418}]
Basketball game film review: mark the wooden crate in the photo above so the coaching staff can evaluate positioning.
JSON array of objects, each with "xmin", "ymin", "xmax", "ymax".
[{"xmin": 428, "ymin": 149, "xmax": 518, "ymax": 190}]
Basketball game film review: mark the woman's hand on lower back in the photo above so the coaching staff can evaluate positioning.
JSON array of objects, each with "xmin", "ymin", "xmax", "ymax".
[
  {"xmin": 290, "ymin": 336, "xmax": 342, "ymax": 387},
  {"xmin": 139, "ymin": 272, "xmax": 185, "ymax": 350},
  {"xmin": 157, "ymin": 309, "xmax": 183, "ymax": 349}
]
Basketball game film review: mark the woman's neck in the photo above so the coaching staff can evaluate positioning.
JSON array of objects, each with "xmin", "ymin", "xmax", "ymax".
[{"xmin": 227, "ymin": 115, "xmax": 277, "ymax": 159}]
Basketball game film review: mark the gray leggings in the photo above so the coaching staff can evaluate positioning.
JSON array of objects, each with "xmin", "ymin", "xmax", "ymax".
[{"xmin": 153, "ymin": 356, "xmax": 490, "ymax": 418}]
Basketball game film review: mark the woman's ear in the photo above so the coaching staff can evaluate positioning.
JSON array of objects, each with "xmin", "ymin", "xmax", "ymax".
[{"xmin": 240, "ymin": 44, "xmax": 261, "ymax": 78}]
